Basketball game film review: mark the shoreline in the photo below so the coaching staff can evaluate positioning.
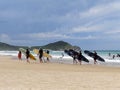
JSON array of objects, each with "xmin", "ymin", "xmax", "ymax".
[{"xmin": 3, "ymin": 54, "xmax": 120, "ymax": 68}]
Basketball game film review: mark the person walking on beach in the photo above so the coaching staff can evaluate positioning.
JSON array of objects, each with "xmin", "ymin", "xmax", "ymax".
[
  {"xmin": 46, "ymin": 50, "xmax": 50, "ymax": 62},
  {"xmin": 73, "ymin": 54, "xmax": 77, "ymax": 64},
  {"xmin": 113, "ymin": 55, "xmax": 115, "ymax": 59},
  {"xmin": 59, "ymin": 53, "xmax": 64, "ymax": 63},
  {"xmin": 93, "ymin": 51, "xmax": 97, "ymax": 64},
  {"xmin": 26, "ymin": 49, "xmax": 30, "ymax": 63},
  {"xmin": 18, "ymin": 50, "xmax": 22, "ymax": 60},
  {"xmin": 77, "ymin": 51, "xmax": 82, "ymax": 65},
  {"xmin": 61, "ymin": 53, "xmax": 64, "ymax": 58},
  {"xmin": 39, "ymin": 48, "xmax": 43, "ymax": 63}
]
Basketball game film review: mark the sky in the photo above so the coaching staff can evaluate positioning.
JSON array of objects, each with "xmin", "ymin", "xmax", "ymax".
[{"xmin": 0, "ymin": 0, "xmax": 120, "ymax": 50}]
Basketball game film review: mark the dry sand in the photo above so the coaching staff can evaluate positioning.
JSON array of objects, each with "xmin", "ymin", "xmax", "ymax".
[{"xmin": 0, "ymin": 56, "xmax": 120, "ymax": 90}]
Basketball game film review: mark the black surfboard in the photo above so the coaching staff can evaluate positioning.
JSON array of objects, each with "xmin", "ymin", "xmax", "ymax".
[
  {"xmin": 64, "ymin": 49, "xmax": 89, "ymax": 63},
  {"xmin": 84, "ymin": 50, "xmax": 105, "ymax": 62}
]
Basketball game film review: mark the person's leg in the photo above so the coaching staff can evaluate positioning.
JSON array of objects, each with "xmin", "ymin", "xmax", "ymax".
[
  {"xmin": 73, "ymin": 59, "xmax": 75, "ymax": 64},
  {"xmin": 39, "ymin": 56, "xmax": 43, "ymax": 63},
  {"xmin": 47, "ymin": 57, "xmax": 49, "ymax": 62},
  {"xmin": 94, "ymin": 59, "xmax": 97, "ymax": 64},
  {"xmin": 27, "ymin": 59, "xmax": 30, "ymax": 63},
  {"xmin": 79, "ymin": 60, "xmax": 81, "ymax": 65},
  {"xmin": 27, "ymin": 56, "xmax": 30, "ymax": 63}
]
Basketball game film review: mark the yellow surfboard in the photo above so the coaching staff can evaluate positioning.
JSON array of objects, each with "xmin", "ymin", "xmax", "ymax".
[
  {"xmin": 19, "ymin": 48, "xmax": 36, "ymax": 60},
  {"xmin": 33, "ymin": 49, "xmax": 52, "ymax": 58}
]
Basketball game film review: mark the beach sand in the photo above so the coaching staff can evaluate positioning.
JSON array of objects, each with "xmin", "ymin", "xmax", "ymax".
[{"xmin": 0, "ymin": 56, "xmax": 120, "ymax": 90}]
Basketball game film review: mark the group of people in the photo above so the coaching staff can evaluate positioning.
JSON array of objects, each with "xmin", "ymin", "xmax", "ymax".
[
  {"xmin": 18, "ymin": 49, "xmax": 98, "ymax": 65},
  {"xmin": 18, "ymin": 48, "xmax": 50, "ymax": 63},
  {"xmin": 72, "ymin": 51, "xmax": 97, "ymax": 65},
  {"xmin": 108, "ymin": 53, "xmax": 120, "ymax": 59}
]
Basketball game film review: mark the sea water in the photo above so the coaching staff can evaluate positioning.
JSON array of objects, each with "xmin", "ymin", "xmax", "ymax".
[{"xmin": 0, "ymin": 50, "xmax": 120, "ymax": 67}]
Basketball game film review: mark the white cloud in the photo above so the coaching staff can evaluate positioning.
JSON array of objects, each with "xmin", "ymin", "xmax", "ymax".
[
  {"xmin": 23, "ymin": 32, "xmax": 70, "ymax": 39},
  {"xmin": 54, "ymin": 1, "xmax": 120, "ymax": 34},
  {"xmin": 0, "ymin": 34, "xmax": 10, "ymax": 42},
  {"xmin": 79, "ymin": 1, "xmax": 120, "ymax": 19},
  {"xmin": 105, "ymin": 30, "xmax": 120, "ymax": 34},
  {"xmin": 71, "ymin": 35, "xmax": 98, "ymax": 40},
  {"xmin": 71, "ymin": 25, "xmax": 101, "ymax": 33},
  {"xmin": 0, "ymin": 34, "xmax": 32, "ymax": 45},
  {"xmin": 57, "ymin": 1, "xmax": 120, "ymax": 24},
  {"xmin": 21, "ymin": 31, "xmax": 98, "ymax": 41}
]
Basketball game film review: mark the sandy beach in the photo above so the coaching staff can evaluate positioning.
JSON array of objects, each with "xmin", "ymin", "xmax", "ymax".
[{"xmin": 0, "ymin": 56, "xmax": 120, "ymax": 90}]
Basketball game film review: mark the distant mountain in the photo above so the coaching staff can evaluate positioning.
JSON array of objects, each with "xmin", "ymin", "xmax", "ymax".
[
  {"xmin": 32, "ymin": 41, "xmax": 80, "ymax": 50},
  {"xmin": 0, "ymin": 41, "xmax": 81, "ymax": 51},
  {"xmin": 0, "ymin": 42, "xmax": 18, "ymax": 50},
  {"xmin": 0, "ymin": 42, "xmax": 27, "ymax": 50},
  {"xmin": 43, "ymin": 41, "xmax": 73, "ymax": 50}
]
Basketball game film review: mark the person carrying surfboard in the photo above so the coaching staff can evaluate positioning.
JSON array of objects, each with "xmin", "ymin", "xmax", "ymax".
[
  {"xmin": 73, "ymin": 54, "xmax": 78, "ymax": 64},
  {"xmin": 26, "ymin": 49, "xmax": 30, "ymax": 63},
  {"xmin": 39, "ymin": 48, "xmax": 43, "ymax": 63},
  {"xmin": 46, "ymin": 50, "xmax": 50, "ymax": 62},
  {"xmin": 93, "ymin": 51, "xmax": 97, "ymax": 64},
  {"xmin": 77, "ymin": 51, "xmax": 82, "ymax": 65},
  {"xmin": 18, "ymin": 50, "xmax": 22, "ymax": 60}
]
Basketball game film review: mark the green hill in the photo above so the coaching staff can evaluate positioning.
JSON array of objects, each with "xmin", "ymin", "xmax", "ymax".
[
  {"xmin": 0, "ymin": 42, "xmax": 18, "ymax": 50},
  {"xmin": 31, "ymin": 41, "xmax": 80, "ymax": 50},
  {"xmin": 0, "ymin": 42, "xmax": 27, "ymax": 50},
  {"xmin": 0, "ymin": 41, "xmax": 80, "ymax": 51}
]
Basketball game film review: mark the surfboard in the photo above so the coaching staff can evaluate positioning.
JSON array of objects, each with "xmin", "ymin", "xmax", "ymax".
[
  {"xmin": 64, "ymin": 49, "xmax": 89, "ymax": 63},
  {"xmin": 33, "ymin": 49, "xmax": 52, "ymax": 58},
  {"xmin": 84, "ymin": 50, "xmax": 105, "ymax": 62},
  {"xmin": 19, "ymin": 48, "xmax": 36, "ymax": 60}
]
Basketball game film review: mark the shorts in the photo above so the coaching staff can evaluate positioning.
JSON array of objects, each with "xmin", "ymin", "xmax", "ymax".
[
  {"xmin": 26, "ymin": 55, "xmax": 29, "ymax": 59},
  {"xmin": 39, "ymin": 54, "xmax": 43, "ymax": 59}
]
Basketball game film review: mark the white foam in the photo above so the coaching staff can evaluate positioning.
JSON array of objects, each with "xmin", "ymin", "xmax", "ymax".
[
  {"xmin": 0, "ymin": 51, "xmax": 18, "ymax": 56},
  {"xmin": 0, "ymin": 50, "xmax": 120, "ymax": 67}
]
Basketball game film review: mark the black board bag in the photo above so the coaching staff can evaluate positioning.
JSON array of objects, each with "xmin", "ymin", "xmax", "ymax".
[
  {"xmin": 64, "ymin": 49, "xmax": 89, "ymax": 63},
  {"xmin": 84, "ymin": 50, "xmax": 105, "ymax": 62}
]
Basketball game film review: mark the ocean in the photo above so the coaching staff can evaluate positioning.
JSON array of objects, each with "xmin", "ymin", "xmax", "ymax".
[{"xmin": 0, "ymin": 50, "xmax": 120, "ymax": 67}]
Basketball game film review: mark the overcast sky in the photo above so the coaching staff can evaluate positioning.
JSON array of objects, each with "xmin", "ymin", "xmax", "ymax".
[{"xmin": 0, "ymin": 0, "xmax": 120, "ymax": 50}]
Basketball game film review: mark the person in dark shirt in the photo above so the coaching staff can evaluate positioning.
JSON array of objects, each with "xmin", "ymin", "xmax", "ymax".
[
  {"xmin": 46, "ymin": 50, "xmax": 50, "ymax": 62},
  {"xmin": 26, "ymin": 49, "xmax": 30, "ymax": 63},
  {"xmin": 93, "ymin": 51, "xmax": 97, "ymax": 64},
  {"xmin": 39, "ymin": 48, "xmax": 43, "ymax": 63},
  {"xmin": 77, "ymin": 51, "xmax": 82, "ymax": 65},
  {"xmin": 73, "ymin": 54, "xmax": 77, "ymax": 64}
]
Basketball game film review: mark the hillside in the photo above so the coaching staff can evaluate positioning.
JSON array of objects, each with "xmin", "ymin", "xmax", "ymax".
[
  {"xmin": 31, "ymin": 41, "xmax": 80, "ymax": 50},
  {"xmin": 0, "ymin": 41, "xmax": 80, "ymax": 50},
  {"xmin": 0, "ymin": 42, "xmax": 27, "ymax": 50},
  {"xmin": 0, "ymin": 42, "xmax": 18, "ymax": 50}
]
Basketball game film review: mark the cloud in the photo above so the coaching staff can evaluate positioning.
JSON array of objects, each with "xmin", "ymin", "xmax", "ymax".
[
  {"xmin": 51, "ymin": 1, "xmax": 120, "ymax": 35},
  {"xmin": 71, "ymin": 25, "xmax": 101, "ymax": 33},
  {"xmin": 105, "ymin": 30, "xmax": 120, "ymax": 34},
  {"xmin": 103, "ymin": 30, "xmax": 120, "ymax": 39},
  {"xmin": 79, "ymin": 1, "xmax": 120, "ymax": 19},
  {"xmin": 21, "ymin": 31, "xmax": 98, "ymax": 41},
  {"xmin": 57, "ymin": 1, "xmax": 120, "ymax": 41},
  {"xmin": 71, "ymin": 35, "xmax": 98, "ymax": 40},
  {"xmin": 0, "ymin": 34, "xmax": 10, "ymax": 42},
  {"xmin": 22, "ymin": 32, "xmax": 72, "ymax": 40},
  {"xmin": 0, "ymin": 33, "xmax": 32, "ymax": 45}
]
